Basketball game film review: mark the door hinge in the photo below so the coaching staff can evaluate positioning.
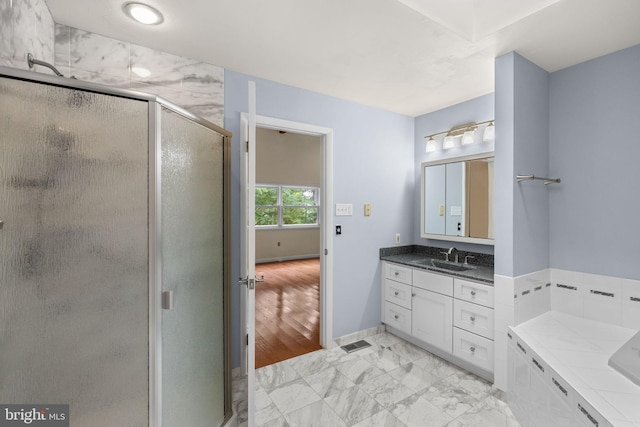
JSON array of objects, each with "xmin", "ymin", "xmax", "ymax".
[
  {"xmin": 246, "ymin": 334, "xmax": 249, "ymax": 345},
  {"xmin": 246, "ymin": 140, "xmax": 249, "ymax": 152}
]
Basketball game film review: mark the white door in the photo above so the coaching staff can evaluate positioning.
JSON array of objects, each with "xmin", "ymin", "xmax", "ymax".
[{"xmin": 239, "ymin": 81, "xmax": 257, "ymax": 427}]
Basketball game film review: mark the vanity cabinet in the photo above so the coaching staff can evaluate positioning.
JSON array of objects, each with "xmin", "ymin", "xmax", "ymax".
[
  {"xmin": 382, "ymin": 261, "xmax": 495, "ymax": 377},
  {"xmin": 412, "ymin": 269, "xmax": 453, "ymax": 353}
]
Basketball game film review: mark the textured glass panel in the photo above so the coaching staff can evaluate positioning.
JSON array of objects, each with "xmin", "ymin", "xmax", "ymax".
[
  {"xmin": 161, "ymin": 108, "xmax": 225, "ymax": 426},
  {"xmin": 0, "ymin": 77, "xmax": 149, "ymax": 425}
]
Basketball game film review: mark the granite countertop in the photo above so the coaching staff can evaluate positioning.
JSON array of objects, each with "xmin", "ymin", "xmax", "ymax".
[{"xmin": 380, "ymin": 245, "xmax": 494, "ymax": 284}]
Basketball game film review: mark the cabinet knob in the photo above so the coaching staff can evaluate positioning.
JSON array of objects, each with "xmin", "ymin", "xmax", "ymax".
[
  {"xmin": 470, "ymin": 346, "xmax": 476, "ymax": 353},
  {"xmin": 394, "ymin": 314, "xmax": 399, "ymax": 320},
  {"xmin": 412, "ymin": 293, "xmax": 416, "ymax": 297},
  {"xmin": 394, "ymin": 291, "xmax": 399, "ymax": 296},
  {"xmin": 470, "ymin": 290, "xmax": 476, "ymax": 296},
  {"xmin": 470, "ymin": 316, "xmax": 476, "ymax": 322},
  {"xmin": 394, "ymin": 271, "xmax": 399, "ymax": 276}
]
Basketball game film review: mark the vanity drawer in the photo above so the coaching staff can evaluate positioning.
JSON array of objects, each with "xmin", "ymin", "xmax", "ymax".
[
  {"xmin": 454, "ymin": 279, "xmax": 494, "ymax": 308},
  {"xmin": 453, "ymin": 299, "xmax": 494, "ymax": 339},
  {"xmin": 383, "ymin": 302, "xmax": 411, "ymax": 334},
  {"xmin": 384, "ymin": 262, "xmax": 412, "ymax": 285},
  {"xmin": 384, "ymin": 279, "xmax": 412, "ymax": 310},
  {"xmin": 413, "ymin": 269, "xmax": 453, "ymax": 296},
  {"xmin": 453, "ymin": 327, "xmax": 494, "ymax": 372}
]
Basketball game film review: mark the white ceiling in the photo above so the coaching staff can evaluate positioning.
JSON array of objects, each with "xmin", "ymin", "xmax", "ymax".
[{"xmin": 46, "ymin": 0, "xmax": 640, "ymax": 117}]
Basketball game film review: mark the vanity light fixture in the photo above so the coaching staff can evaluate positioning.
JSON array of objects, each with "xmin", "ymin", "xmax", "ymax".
[
  {"xmin": 123, "ymin": 2, "xmax": 164, "ymax": 25},
  {"xmin": 462, "ymin": 129, "xmax": 476, "ymax": 145},
  {"xmin": 424, "ymin": 120, "xmax": 494, "ymax": 152},
  {"xmin": 442, "ymin": 135, "xmax": 457, "ymax": 149},
  {"xmin": 426, "ymin": 136, "xmax": 438, "ymax": 152},
  {"xmin": 483, "ymin": 121, "xmax": 495, "ymax": 142}
]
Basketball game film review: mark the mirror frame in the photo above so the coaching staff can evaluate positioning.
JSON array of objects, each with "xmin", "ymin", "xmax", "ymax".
[{"xmin": 420, "ymin": 152, "xmax": 494, "ymax": 245}]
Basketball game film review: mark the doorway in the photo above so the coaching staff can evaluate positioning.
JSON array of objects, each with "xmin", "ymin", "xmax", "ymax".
[
  {"xmin": 239, "ymin": 113, "xmax": 334, "ymax": 374},
  {"xmin": 253, "ymin": 128, "xmax": 322, "ymax": 367}
]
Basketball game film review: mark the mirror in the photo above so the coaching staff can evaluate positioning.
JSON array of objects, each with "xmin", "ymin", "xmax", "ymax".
[{"xmin": 421, "ymin": 154, "xmax": 494, "ymax": 244}]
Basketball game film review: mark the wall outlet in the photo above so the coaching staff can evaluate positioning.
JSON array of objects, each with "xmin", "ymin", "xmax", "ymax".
[{"xmin": 395, "ymin": 233, "xmax": 401, "ymax": 244}]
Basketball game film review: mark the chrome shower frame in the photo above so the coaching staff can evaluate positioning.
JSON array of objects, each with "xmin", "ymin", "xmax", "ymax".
[{"xmin": 0, "ymin": 64, "xmax": 233, "ymax": 427}]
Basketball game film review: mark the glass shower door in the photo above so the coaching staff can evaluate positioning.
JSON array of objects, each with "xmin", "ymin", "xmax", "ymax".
[
  {"xmin": 160, "ymin": 107, "xmax": 225, "ymax": 426},
  {"xmin": 0, "ymin": 77, "xmax": 149, "ymax": 425}
]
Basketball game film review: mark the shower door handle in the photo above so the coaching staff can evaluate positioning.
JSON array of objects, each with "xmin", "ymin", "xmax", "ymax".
[{"xmin": 238, "ymin": 277, "xmax": 255, "ymax": 290}]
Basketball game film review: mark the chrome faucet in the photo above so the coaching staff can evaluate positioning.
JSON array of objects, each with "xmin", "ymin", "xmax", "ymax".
[{"xmin": 441, "ymin": 247, "xmax": 458, "ymax": 263}]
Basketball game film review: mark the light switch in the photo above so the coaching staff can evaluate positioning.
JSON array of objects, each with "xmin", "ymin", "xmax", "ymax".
[
  {"xmin": 439, "ymin": 205, "xmax": 445, "ymax": 216},
  {"xmin": 364, "ymin": 203, "xmax": 371, "ymax": 216},
  {"xmin": 336, "ymin": 204, "xmax": 353, "ymax": 216}
]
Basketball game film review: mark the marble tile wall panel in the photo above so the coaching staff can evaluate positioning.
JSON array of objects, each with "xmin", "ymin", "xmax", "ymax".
[
  {"xmin": 54, "ymin": 25, "xmax": 224, "ymax": 126},
  {"xmin": 550, "ymin": 268, "xmax": 640, "ymax": 328},
  {"xmin": 0, "ymin": 0, "xmax": 55, "ymax": 71}
]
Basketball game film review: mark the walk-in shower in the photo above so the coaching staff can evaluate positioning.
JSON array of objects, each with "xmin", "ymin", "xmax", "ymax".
[{"xmin": 0, "ymin": 65, "xmax": 232, "ymax": 426}]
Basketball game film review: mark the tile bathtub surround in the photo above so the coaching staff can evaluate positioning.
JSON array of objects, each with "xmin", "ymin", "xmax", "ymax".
[
  {"xmin": 232, "ymin": 331, "xmax": 519, "ymax": 427},
  {"xmin": 0, "ymin": 0, "xmax": 55, "ymax": 70},
  {"xmin": 54, "ymin": 25, "xmax": 224, "ymax": 127},
  {"xmin": 550, "ymin": 269, "xmax": 640, "ymax": 330},
  {"xmin": 510, "ymin": 311, "xmax": 640, "ymax": 426}
]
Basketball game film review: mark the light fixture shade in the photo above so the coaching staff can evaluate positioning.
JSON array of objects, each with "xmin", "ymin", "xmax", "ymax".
[
  {"xmin": 483, "ymin": 121, "xmax": 495, "ymax": 142},
  {"xmin": 426, "ymin": 137, "xmax": 437, "ymax": 152},
  {"xmin": 442, "ymin": 135, "xmax": 457, "ymax": 149},
  {"xmin": 462, "ymin": 129, "xmax": 476, "ymax": 145},
  {"xmin": 123, "ymin": 2, "xmax": 164, "ymax": 25}
]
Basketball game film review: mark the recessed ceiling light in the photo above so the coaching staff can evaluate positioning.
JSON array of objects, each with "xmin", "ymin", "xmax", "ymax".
[
  {"xmin": 123, "ymin": 2, "xmax": 164, "ymax": 25},
  {"xmin": 132, "ymin": 66, "xmax": 151, "ymax": 78}
]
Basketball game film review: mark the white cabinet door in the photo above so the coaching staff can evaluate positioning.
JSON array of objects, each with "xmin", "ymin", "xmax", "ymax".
[{"xmin": 412, "ymin": 288, "xmax": 453, "ymax": 353}]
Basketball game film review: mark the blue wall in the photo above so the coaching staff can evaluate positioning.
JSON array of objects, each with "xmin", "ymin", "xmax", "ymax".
[
  {"xmin": 549, "ymin": 45, "xmax": 640, "ymax": 280},
  {"xmin": 413, "ymin": 93, "xmax": 495, "ymax": 254},
  {"xmin": 494, "ymin": 52, "xmax": 550, "ymax": 277},
  {"xmin": 224, "ymin": 71, "xmax": 415, "ymax": 367}
]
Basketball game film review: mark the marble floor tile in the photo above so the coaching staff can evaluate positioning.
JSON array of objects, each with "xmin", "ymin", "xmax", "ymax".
[
  {"xmin": 359, "ymin": 373, "xmax": 415, "ymax": 409},
  {"xmin": 454, "ymin": 395, "xmax": 520, "ymax": 427},
  {"xmin": 441, "ymin": 370, "xmax": 494, "ymax": 400},
  {"xmin": 287, "ymin": 349, "xmax": 335, "ymax": 377},
  {"xmin": 390, "ymin": 393, "xmax": 455, "ymax": 427},
  {"xmin": 257, "ymin": 415, "xmax": 290, "ymax": 427},
  {"xmin": 335, "ymin": 357, "xmax": 385, "ymax": 385},
  {"xmin": 284, "ymin": 400, "xmax": 346, "ymax": 427},
  {"xmin": 389, "ymin": 354, "xmax": 457, "ymax": 392},
  {"xmin": 304, "ymin": 366, "xmax": 355, "ymax": 398},
  {"xmin": 256, "ymin": 360, "xmax": 300, "ymax": 391},
  {"xmin": 351, "ymin": 409, "xmax": 406, "ymax": 427},
  {"xmin": 420, "ymin": 378, "xmax": 483, "ymax": 418},
  {"xmin": 388, "ymin": 339, "xmax": 431, "ymax": 362},
  {"xmin": 231, "ymin": 331, "xmax": 522, "ymax": 427},
  {"xmin": 256, "ymin": 388, "xmax": 282, "ymax": 426},
  {"xmin": 366, "ymin": 332, "xmax": 404, "ymax": 349},
  {"xmin": 268, "ymin": 378, "xmax": 322, "ymax": 415},
  {"xmin": 361, "ymin": 346, "xmax": 412, "ymax": 372},
  {"xmin": 324, "ymin": 386, "xmax": 384, "ymax": 426}
]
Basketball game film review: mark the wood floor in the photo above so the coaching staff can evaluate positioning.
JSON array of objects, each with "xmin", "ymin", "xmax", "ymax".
[{"xmin": 254, "ymin": 258, "xmax": 322, "ymax": 368}]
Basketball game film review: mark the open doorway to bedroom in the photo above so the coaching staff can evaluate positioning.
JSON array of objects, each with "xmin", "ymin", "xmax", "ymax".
[{"xmin": 253, "ymin": 127, "xmax": 323, "ymax": 368}]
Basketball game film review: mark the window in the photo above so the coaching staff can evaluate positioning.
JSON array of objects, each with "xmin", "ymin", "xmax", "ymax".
[{"xmin": 256, "ymin": 185, "xmax": 319, "ymax": 227}]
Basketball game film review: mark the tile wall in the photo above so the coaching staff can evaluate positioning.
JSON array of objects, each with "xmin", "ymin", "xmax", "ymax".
[
  {"xmin": 0, "ymin": 0, "xmax": 55, "ymax": 71},
  {"xmin": 0, "ymin": 0, "xmax": 224, "ymax": 127},
  {"xmin": 494, "ymin": 268, "xmax": 640, "ymax": 392},
  {"xmin": 54, "ymin": 25, "xmax": 224, "ymax": 126}
]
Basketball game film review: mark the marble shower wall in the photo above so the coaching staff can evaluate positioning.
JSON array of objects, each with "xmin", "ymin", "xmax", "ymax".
[
  {"xmin": 0, "ymin": 0, "xmax": 55, "ymax": 71},
  {"xmin": 54, "ymin": 25, "xmax": 224, "ymax": 126}
]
